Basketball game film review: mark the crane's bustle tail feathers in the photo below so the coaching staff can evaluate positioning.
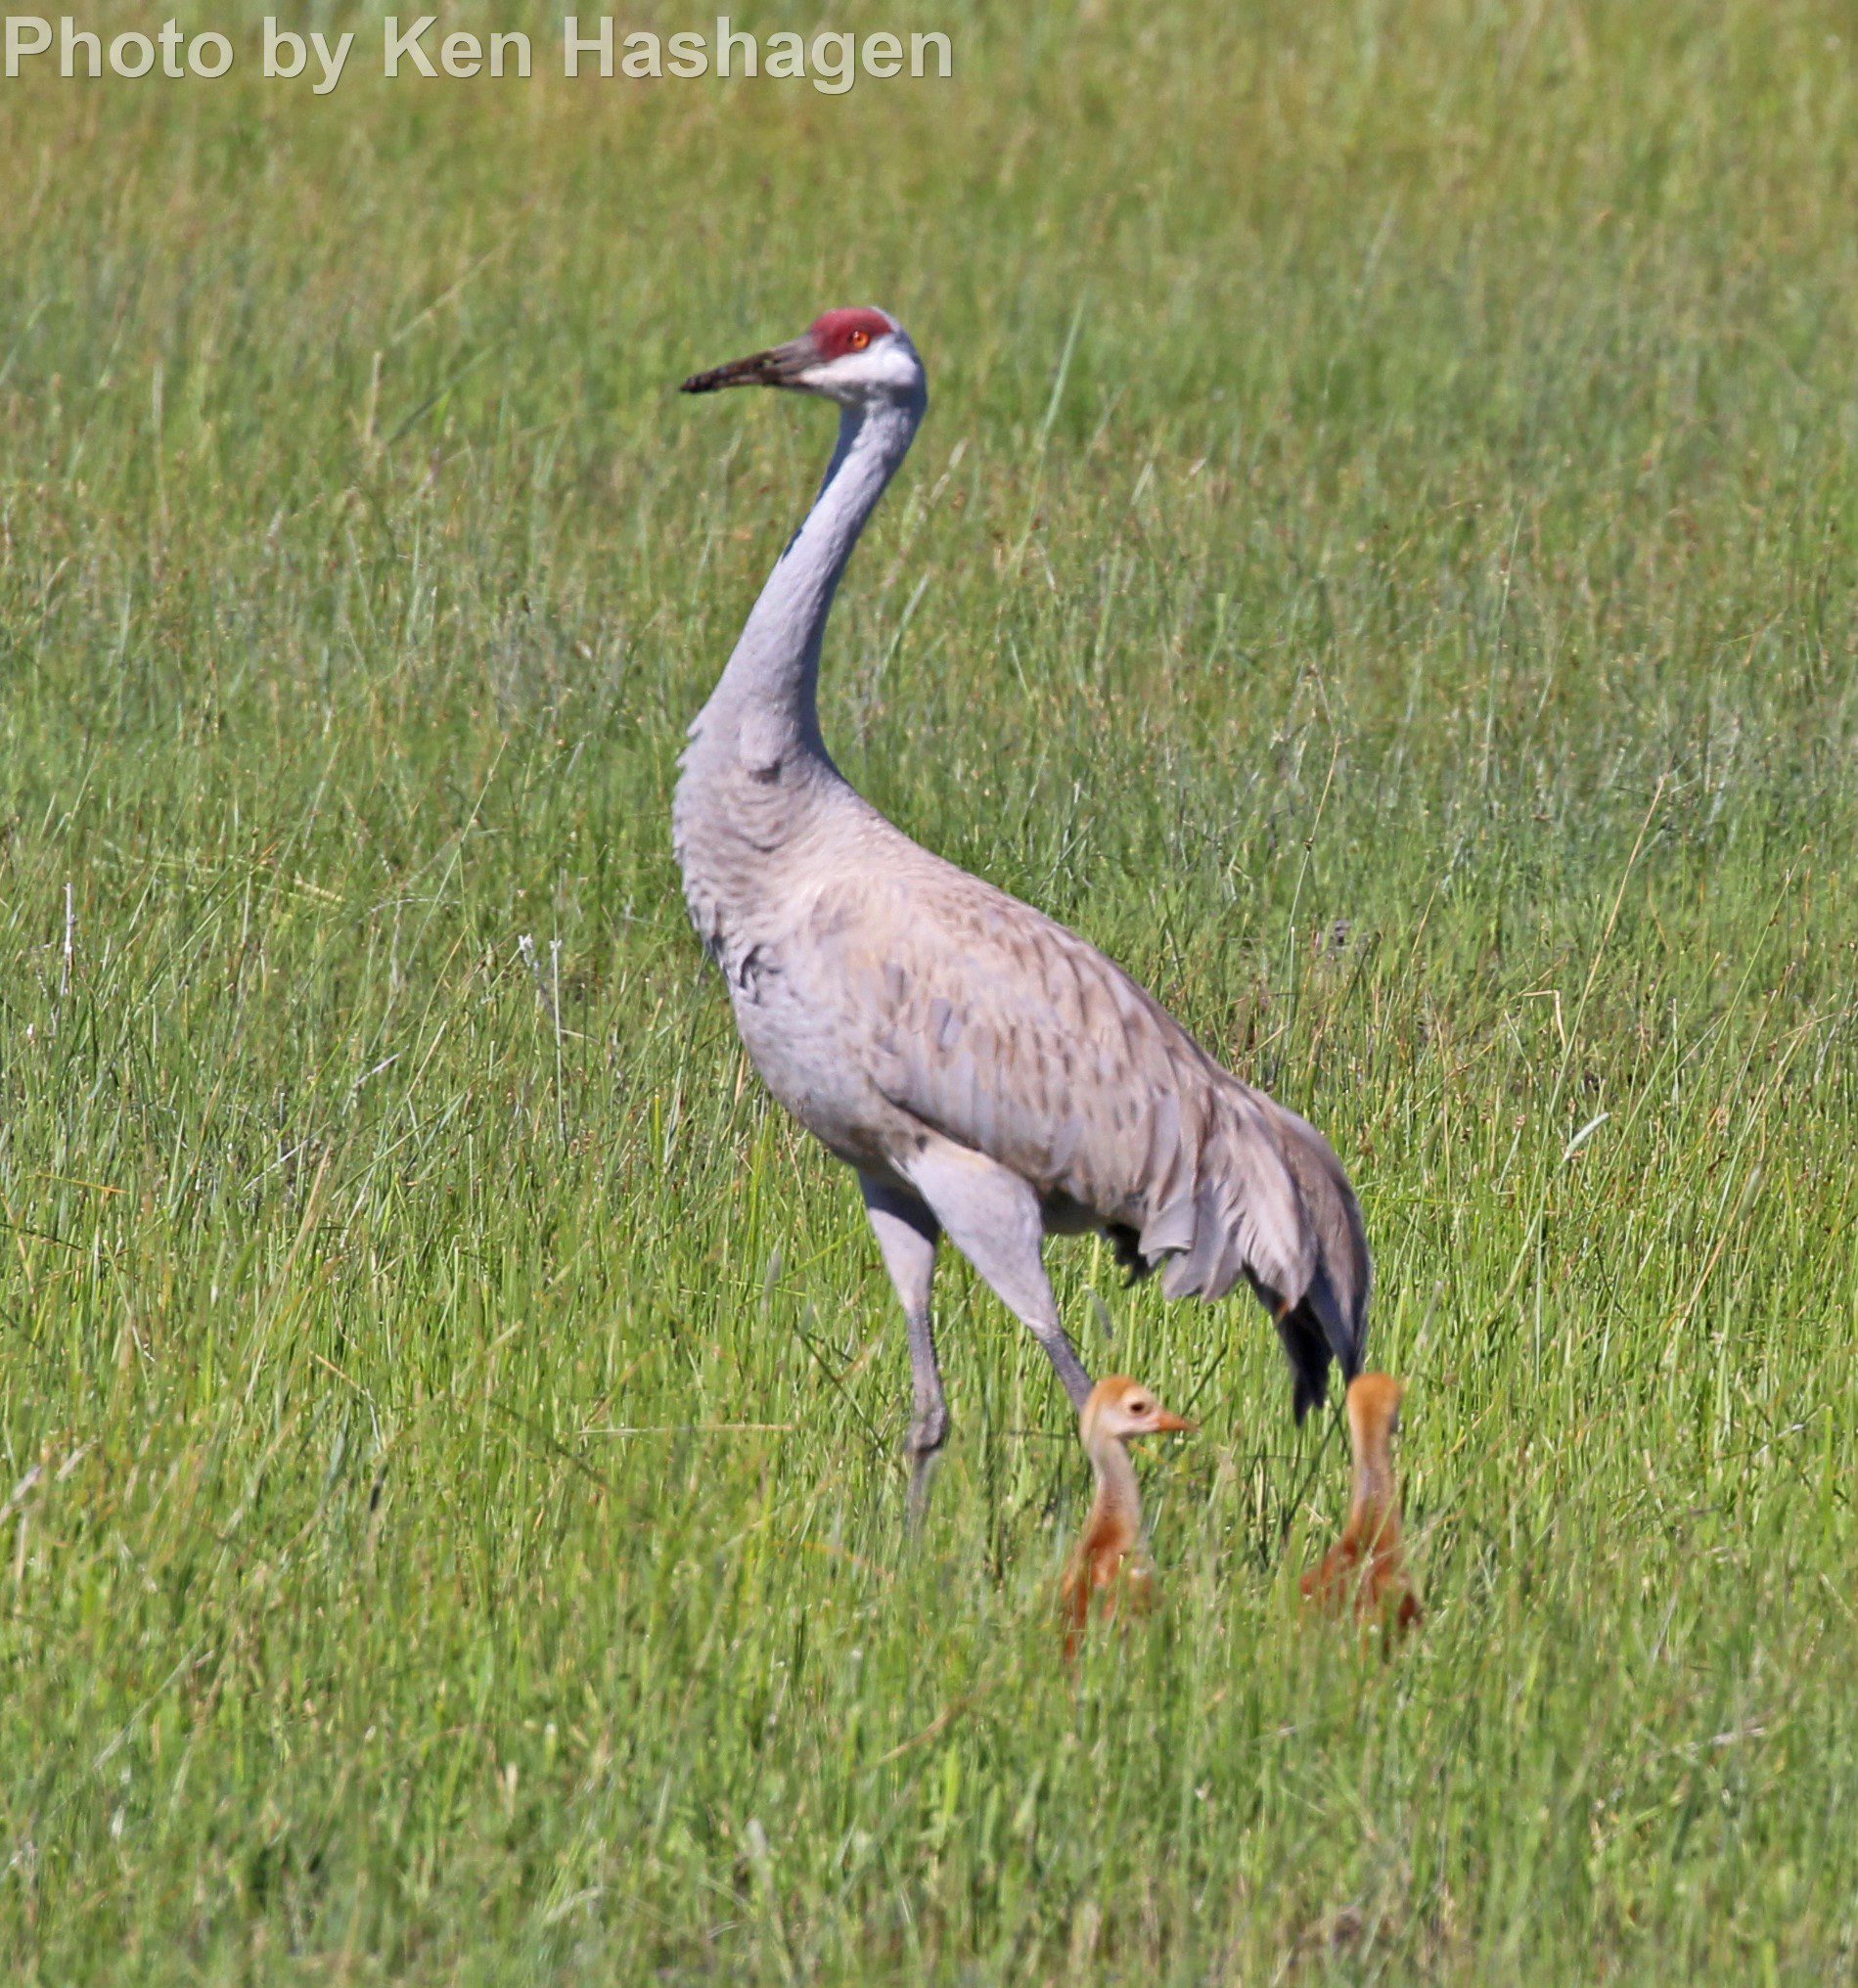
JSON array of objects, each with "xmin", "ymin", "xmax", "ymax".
[
  {"xmin": 1259, "ymin": 1099, "xmax": 1371, "ymax": 1381},
  {"xmin": 1135, "ymin": 1079, "xmax": 1368, "ymax": 1417},
  {"xmin": 1144, "ymin": 1082, "xmax": 1313, "ymax": 1307}
]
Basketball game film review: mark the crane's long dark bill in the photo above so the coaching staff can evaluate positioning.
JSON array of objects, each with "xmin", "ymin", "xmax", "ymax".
[{"xmin": 681, "ymin": 337, "xmax": 814, "ymax": 393}]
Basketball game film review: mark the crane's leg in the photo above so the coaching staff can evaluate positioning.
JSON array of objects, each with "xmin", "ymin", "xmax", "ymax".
[
  {"xmin": 859, "ymin": 1172, "xmax": 947, "ymax": 1528},
  {"xmin": 900, "ymin": 1137, "xmax": 1093, "ymax": 1413}
]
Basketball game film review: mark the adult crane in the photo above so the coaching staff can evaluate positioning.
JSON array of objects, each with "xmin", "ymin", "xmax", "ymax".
[{"xmin": 674, "ymin": 307, "xmax": 1369, "ymax": 1519}]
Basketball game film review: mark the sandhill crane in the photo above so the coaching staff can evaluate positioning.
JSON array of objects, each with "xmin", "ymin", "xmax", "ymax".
[
  {"xmin": 674, "ymin": 307, "xmax": 1370, "ymax": 1521},
  {"xmin": 1061, "ymin": 1375, "xmax": 1195, "ymax": 1659},
  {"xmin": 1300, "ymin": 1373, "xmax": 1422, "ymax": 1635}
]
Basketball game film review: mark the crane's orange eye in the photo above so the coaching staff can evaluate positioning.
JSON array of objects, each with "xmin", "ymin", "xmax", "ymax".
[{"xmin": 848, "ymin": 330, "xmax": 871, "ymax": 349}]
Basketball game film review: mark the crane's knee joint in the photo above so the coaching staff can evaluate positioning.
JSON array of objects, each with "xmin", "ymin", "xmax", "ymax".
[{"xmin": 908, "ymin": 1401, "xmax": 949, "ymax": 1458}]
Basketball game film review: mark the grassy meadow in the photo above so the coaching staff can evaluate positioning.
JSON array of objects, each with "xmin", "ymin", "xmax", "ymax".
[{"xmin": 2, "ymin": 1, "xmax": 1857, "ymax": 1977}]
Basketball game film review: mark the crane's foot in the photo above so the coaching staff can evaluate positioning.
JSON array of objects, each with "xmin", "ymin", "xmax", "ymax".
[{"xmin": 905, "ymin": 1446, "xmax": 945, "ymax": 1535}]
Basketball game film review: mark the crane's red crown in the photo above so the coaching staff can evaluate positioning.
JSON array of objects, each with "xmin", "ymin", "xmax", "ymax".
[{"xmin": 809, "ymin": 307, "xmax": 895, "ymax": 359}]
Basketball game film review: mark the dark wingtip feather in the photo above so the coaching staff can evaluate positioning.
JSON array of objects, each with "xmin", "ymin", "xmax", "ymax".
[
  {"xmin": 1278, "ymin": 1302, "xmax": 1334, "ymax": 1423},
  {"xmin": 1105, "ymin": 1222, "xmax": 1154, "ymax": 1288}
]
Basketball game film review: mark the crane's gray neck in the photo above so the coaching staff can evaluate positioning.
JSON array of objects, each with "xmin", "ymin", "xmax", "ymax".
[{"xmin": 699, "ymin": 391, "xmax": 924, "ymax": 769}]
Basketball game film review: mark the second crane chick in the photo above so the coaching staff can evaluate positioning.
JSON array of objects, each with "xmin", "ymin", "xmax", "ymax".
[
  {"xmin": 1300, "ymin": 1372, "xmax": 1422, "ymax": 1636},
  {"xmin": 1063, "ymin": 1375, "xmax": 1195, "ymax": 1659}
]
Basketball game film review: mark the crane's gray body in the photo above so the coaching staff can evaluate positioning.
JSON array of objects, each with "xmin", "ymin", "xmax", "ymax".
[{"xmin": 673, "ymin": 324, "xmax": 1368, "ymax": 1514}]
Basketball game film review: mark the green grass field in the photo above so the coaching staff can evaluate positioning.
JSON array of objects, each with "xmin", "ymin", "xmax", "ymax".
[{"xmin": 2, "ymin": 2, "xmax": 1856, "ymax": 1978}]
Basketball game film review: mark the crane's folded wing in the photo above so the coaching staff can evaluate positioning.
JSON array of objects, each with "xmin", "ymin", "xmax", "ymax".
[{"xmin": 811, "ymin": 873, "xmax": 1321, "ymax": 1311}]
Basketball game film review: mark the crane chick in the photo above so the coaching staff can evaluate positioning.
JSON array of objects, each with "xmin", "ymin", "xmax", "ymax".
[
  {"xmin": 1062, "ymin": 1375, "xmax": 1195, "ymax": 1659},
  {"xmin": 1300, "ymin": 1372, "xmax": 1422, "ymax": 1636}
]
